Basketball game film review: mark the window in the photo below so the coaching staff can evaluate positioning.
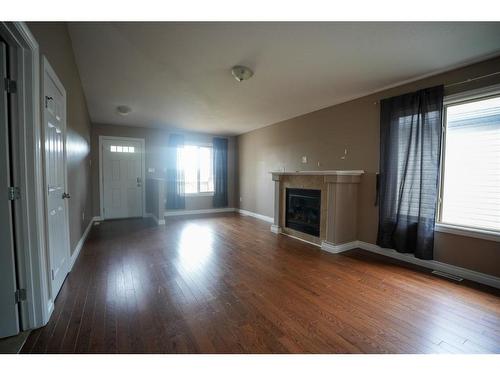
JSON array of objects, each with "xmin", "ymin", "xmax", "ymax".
[
  {"xmin": 396, "ymin": 110, "xmax": 441, "ymax": 220},
  {"xmin": 438, "ymin": 89, "xmax": 500, "ymax": 235},
  {"xmin": 178, "ymin": 145, "xmax": 214, "ymax": 194},
  {"xmin": 110, "ymin": 145, "xmax": 135, "ymax": 153}
]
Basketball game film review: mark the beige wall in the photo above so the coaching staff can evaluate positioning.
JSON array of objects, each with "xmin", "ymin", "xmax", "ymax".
[
  {"xmin": 28, "ymin": 22, "xmax": 93, "ymax": 255},
  {"xmin": 237, "ymin": 56, "xmax": 500, "ymax": 277},
  {"xmin": 91, "ymin": 123, "xmax": 237, "ymax": 216}
]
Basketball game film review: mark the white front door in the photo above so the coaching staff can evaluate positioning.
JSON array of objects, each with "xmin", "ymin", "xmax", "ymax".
[
  {"xmin": 43, "ymin": 58, "xmax": 71, "ymax": 300},
  {"xmin": 101, "ymin": 138, "xmax": 144, "ymax": 219},
  {"xmin": 0, "ymin": 40, "xmax": 20, "ymax": 339}
]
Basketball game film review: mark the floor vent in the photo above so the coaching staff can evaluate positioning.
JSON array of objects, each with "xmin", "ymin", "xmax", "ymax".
[{"xmin": 432, "ymin": 270, "xmax": 463, "ymax": 282}]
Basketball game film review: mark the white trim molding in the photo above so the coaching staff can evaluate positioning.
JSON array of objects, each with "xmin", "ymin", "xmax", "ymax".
[
  {"xmin": 436, "ymin": 84, "xmax": 500, "ymax": 243},
  {"xmin": 46, "ymin": 301, "xmax": 54, "ymax": 320},
  {"xmin": 321, "ymin": 240, "xmax": 358, "ymax": 254},
  {"xmin": 270, "ymin": 170, "xmax": 364, "ymax": 177},
  {"xmin": 145, "ymin": 212, "xmax": 165, "ymax": 225},
  {"xmin": 356, "ymin": 241, "xmax": 500, "ymax": 290},
  {"xmin": 435, "ymin": 223, "xmax": 500, "ymax": 243},
  {"xmin": 443, "ymin": 83, "xmax": 500, "ymax": 105},
  {"xmin": 0, "ymin": 22, "xmax": 51, "ymax": 330},
  {"xmin": 270, "ymin": 224, "xmax": 282, "ymax": 234},
  {"xmin": 42, "ymin": 55, "xmax": 72, "ymax": 305},
  {"xmin": 165, "ymin": 207, "xmax": 235, "ymax": 217},
  {"xmin": 69, "ymin": 217, "xmax": 96, "ymax": 271},
  {"xmin": 237, "ymin": 209, "xmax": 274, "ymax": 223}
]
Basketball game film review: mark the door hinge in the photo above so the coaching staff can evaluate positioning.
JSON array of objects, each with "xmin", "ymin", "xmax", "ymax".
[
  {"xmin": 51, "ymin": 269, "xmax": 54, "ymax": 280},
  {"xmin": 45, "ymin": 95, "xmax": 53, "ymax": 108},
  {"xmin": 8, "ymin": 186, "xmax": 21, "ymax": 201},
  {"xmin": 15, "ymin": 289, "xmax": 27, "ymax": 303},
  {"xmin": 4, "ymin": 78, "xmax": 17, "ymax": 94}
]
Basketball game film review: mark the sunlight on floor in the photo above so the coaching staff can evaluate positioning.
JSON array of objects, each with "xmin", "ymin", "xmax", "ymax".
[{"xmin": 178, "ymin": 223, "xmax": 214, "ymax": 273}]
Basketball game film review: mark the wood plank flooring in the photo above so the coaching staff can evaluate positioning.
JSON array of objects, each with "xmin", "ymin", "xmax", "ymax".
[{"xmin": 21, "ymin": 213, "xmax": 500, "ymax": 353}]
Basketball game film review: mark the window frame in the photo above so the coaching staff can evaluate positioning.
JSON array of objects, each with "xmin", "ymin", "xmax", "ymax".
[
  {"xmin": 179, "ymin": 142, "xmax": 214, "ymax": 196},
  {"xmin": 435, "ymin": 83, "xmax": 500, "ymax": 243}
]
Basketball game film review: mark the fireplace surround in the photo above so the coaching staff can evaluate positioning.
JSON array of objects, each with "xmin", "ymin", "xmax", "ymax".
[{"xmin": 270, "ymin": 170, "xmax": 364, "ymax": 252}]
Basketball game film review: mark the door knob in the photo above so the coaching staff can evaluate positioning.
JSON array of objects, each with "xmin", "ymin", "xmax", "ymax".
[
  {"xmin": 137, "ymin": 177, "xmax": 142, "ymax": 187},
  {"xmin": 62, "ymin": 192, "xmax": 71, "ymax": 199}
]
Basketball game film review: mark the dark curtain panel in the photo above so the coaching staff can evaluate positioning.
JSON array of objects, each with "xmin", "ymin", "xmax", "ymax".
[
  {"xmin": 213, "ymin": 137, "xmax": 228, "ymax": 208},
  {"xmin": 166, "ymin": 134, "xmax": 185, "ymax": 209},
  {"xmin": 377, "ymin": 85, "xmax": 444, "ymax": 260}
]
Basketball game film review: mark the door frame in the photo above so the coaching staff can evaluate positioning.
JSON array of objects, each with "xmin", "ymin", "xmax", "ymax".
[
  {"xmin": 0, "ymin": 36, "xmax": 20, "ymax": 338},
  {"xmin": 0, "ymin": 22, "xmax": 51, "ymax": 329},
  {"xmin": 98, "ymin": 135, "xmax": 146, "ymax": 220},
  {"xmin": 41, "ymin": 56, "xmax": 71, "ymax": 301}
]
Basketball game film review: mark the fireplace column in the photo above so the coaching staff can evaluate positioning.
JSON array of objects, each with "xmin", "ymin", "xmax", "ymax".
[
  {"xmin": 323, "ymin": 174, "xmax": 362, "ymax": 249},
  {"xmin": 270, "ymin": 173, "xmax": 282, "ymax": 233}
]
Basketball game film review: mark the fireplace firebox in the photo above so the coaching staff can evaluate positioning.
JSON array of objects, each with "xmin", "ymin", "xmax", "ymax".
[{"xmin": 285, "ymin": 188, "xmax": 321, "ymax": 237}]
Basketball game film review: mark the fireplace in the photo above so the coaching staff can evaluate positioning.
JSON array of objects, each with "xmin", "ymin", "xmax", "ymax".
[{"xmin": 285, "ymin": 188, "xmax": 321, "ymax": 237}]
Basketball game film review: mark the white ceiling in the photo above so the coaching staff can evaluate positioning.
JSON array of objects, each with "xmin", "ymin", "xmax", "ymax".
[{"xmin": 68, "ymin": 22, "xmax": 500, "ymax": 135}]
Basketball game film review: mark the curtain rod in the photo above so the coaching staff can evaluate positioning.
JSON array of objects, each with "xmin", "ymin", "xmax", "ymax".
[
  {"xmin": 444, "ymin": 71, "xmax": 500, "ymax": 88},
  {"xmin": 374, "ymin": 71, "xmax": 500, "ymax": 104}
]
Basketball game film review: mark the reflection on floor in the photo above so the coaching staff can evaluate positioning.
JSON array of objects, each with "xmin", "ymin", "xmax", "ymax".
[{"xmin": 22, "ymin": 213, "xmax": 500, "ymax": 353}]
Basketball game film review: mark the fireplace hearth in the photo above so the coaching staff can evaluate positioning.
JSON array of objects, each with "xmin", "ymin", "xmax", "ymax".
[{"xmin": 285, "ymin": 188, "xmax": 321, "ymax": 237}]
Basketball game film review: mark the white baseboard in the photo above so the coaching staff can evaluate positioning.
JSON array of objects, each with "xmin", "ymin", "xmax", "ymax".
[
  {"xmin": 92, "ymin": 216, "xmax": 102, "ymax": 222},
  {"xmin": 356, "ymin": 241, "xmax": 500, "ymax": 289},
  {"xmin": 145, "ymin": 212, "xmax": 165, "ymax": 225},
  {"xmin": 237, "ymin": 208, "xmax": 274, "ymax": 223},
  {"xmin": 270, "ymin": 224, "xmax": 282, "ymax": 233},
  {"xmin": 69, "ymin": 217, "xmax": 95, "ymax": 271},
  {"xmin": 165, "ymin": 207, "xmax": 236, "ymax": 217},
  {"xmin": 47, "ymin": 300, "xmax": 54, "ymax": 319},
  {"xmin": 321, "ymin": 240, "xmax": 358, "ymax": 254}
]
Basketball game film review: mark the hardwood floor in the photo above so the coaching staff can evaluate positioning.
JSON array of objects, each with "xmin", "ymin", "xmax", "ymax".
[{"xmin": 21, "ymin": 213, "xmax": 500, "ymax": 353}]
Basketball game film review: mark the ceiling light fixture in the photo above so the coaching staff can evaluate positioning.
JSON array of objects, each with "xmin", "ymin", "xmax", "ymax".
[
  {"xmin": 231, "ymin": 65, "xmax": 254, "ymax": 82},
  {"xmin": 116, "ymin": 105, "xmax": 132, "ymax": 116}
]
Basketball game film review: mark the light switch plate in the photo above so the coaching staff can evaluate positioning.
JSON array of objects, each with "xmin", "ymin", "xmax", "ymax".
[{"xmin": 301, "ymin": 156, "xmax": 307, "ymax": 164}]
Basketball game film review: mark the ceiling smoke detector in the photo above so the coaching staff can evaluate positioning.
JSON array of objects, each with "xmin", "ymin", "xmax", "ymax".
[
  {"xmin": 231, "ymin": 65, "xmax": 254, "ymax": 82},
  {"xmin": 116, "ymin": 105, "xmax": 132, "ymax": 116}
]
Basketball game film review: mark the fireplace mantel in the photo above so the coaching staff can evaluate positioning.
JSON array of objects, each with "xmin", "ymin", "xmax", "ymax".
[
  {"xmin": 270, "ymin": 170, "xmax": 364, "ymax": 254},
  {"xmin": 270, "ymin": 170, "xmax": 364, "ymax": 177}
]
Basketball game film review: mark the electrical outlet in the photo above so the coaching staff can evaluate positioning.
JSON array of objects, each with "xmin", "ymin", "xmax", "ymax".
[{"xmin": 301, "ymin": 156, "xmax": 307, "ymax": 164}]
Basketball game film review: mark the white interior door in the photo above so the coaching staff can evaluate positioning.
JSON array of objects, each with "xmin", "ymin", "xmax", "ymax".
[
  {"xmin": 0, "ymin": 40, "xmax": 20, "ymax": 339},
  {"xmin": 101, "ymin": 138, "xmax": 144, "ymax": 219},
  {"xmin": 43, "ymin": 59, "xmax": 70, "ymax": 300}
]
